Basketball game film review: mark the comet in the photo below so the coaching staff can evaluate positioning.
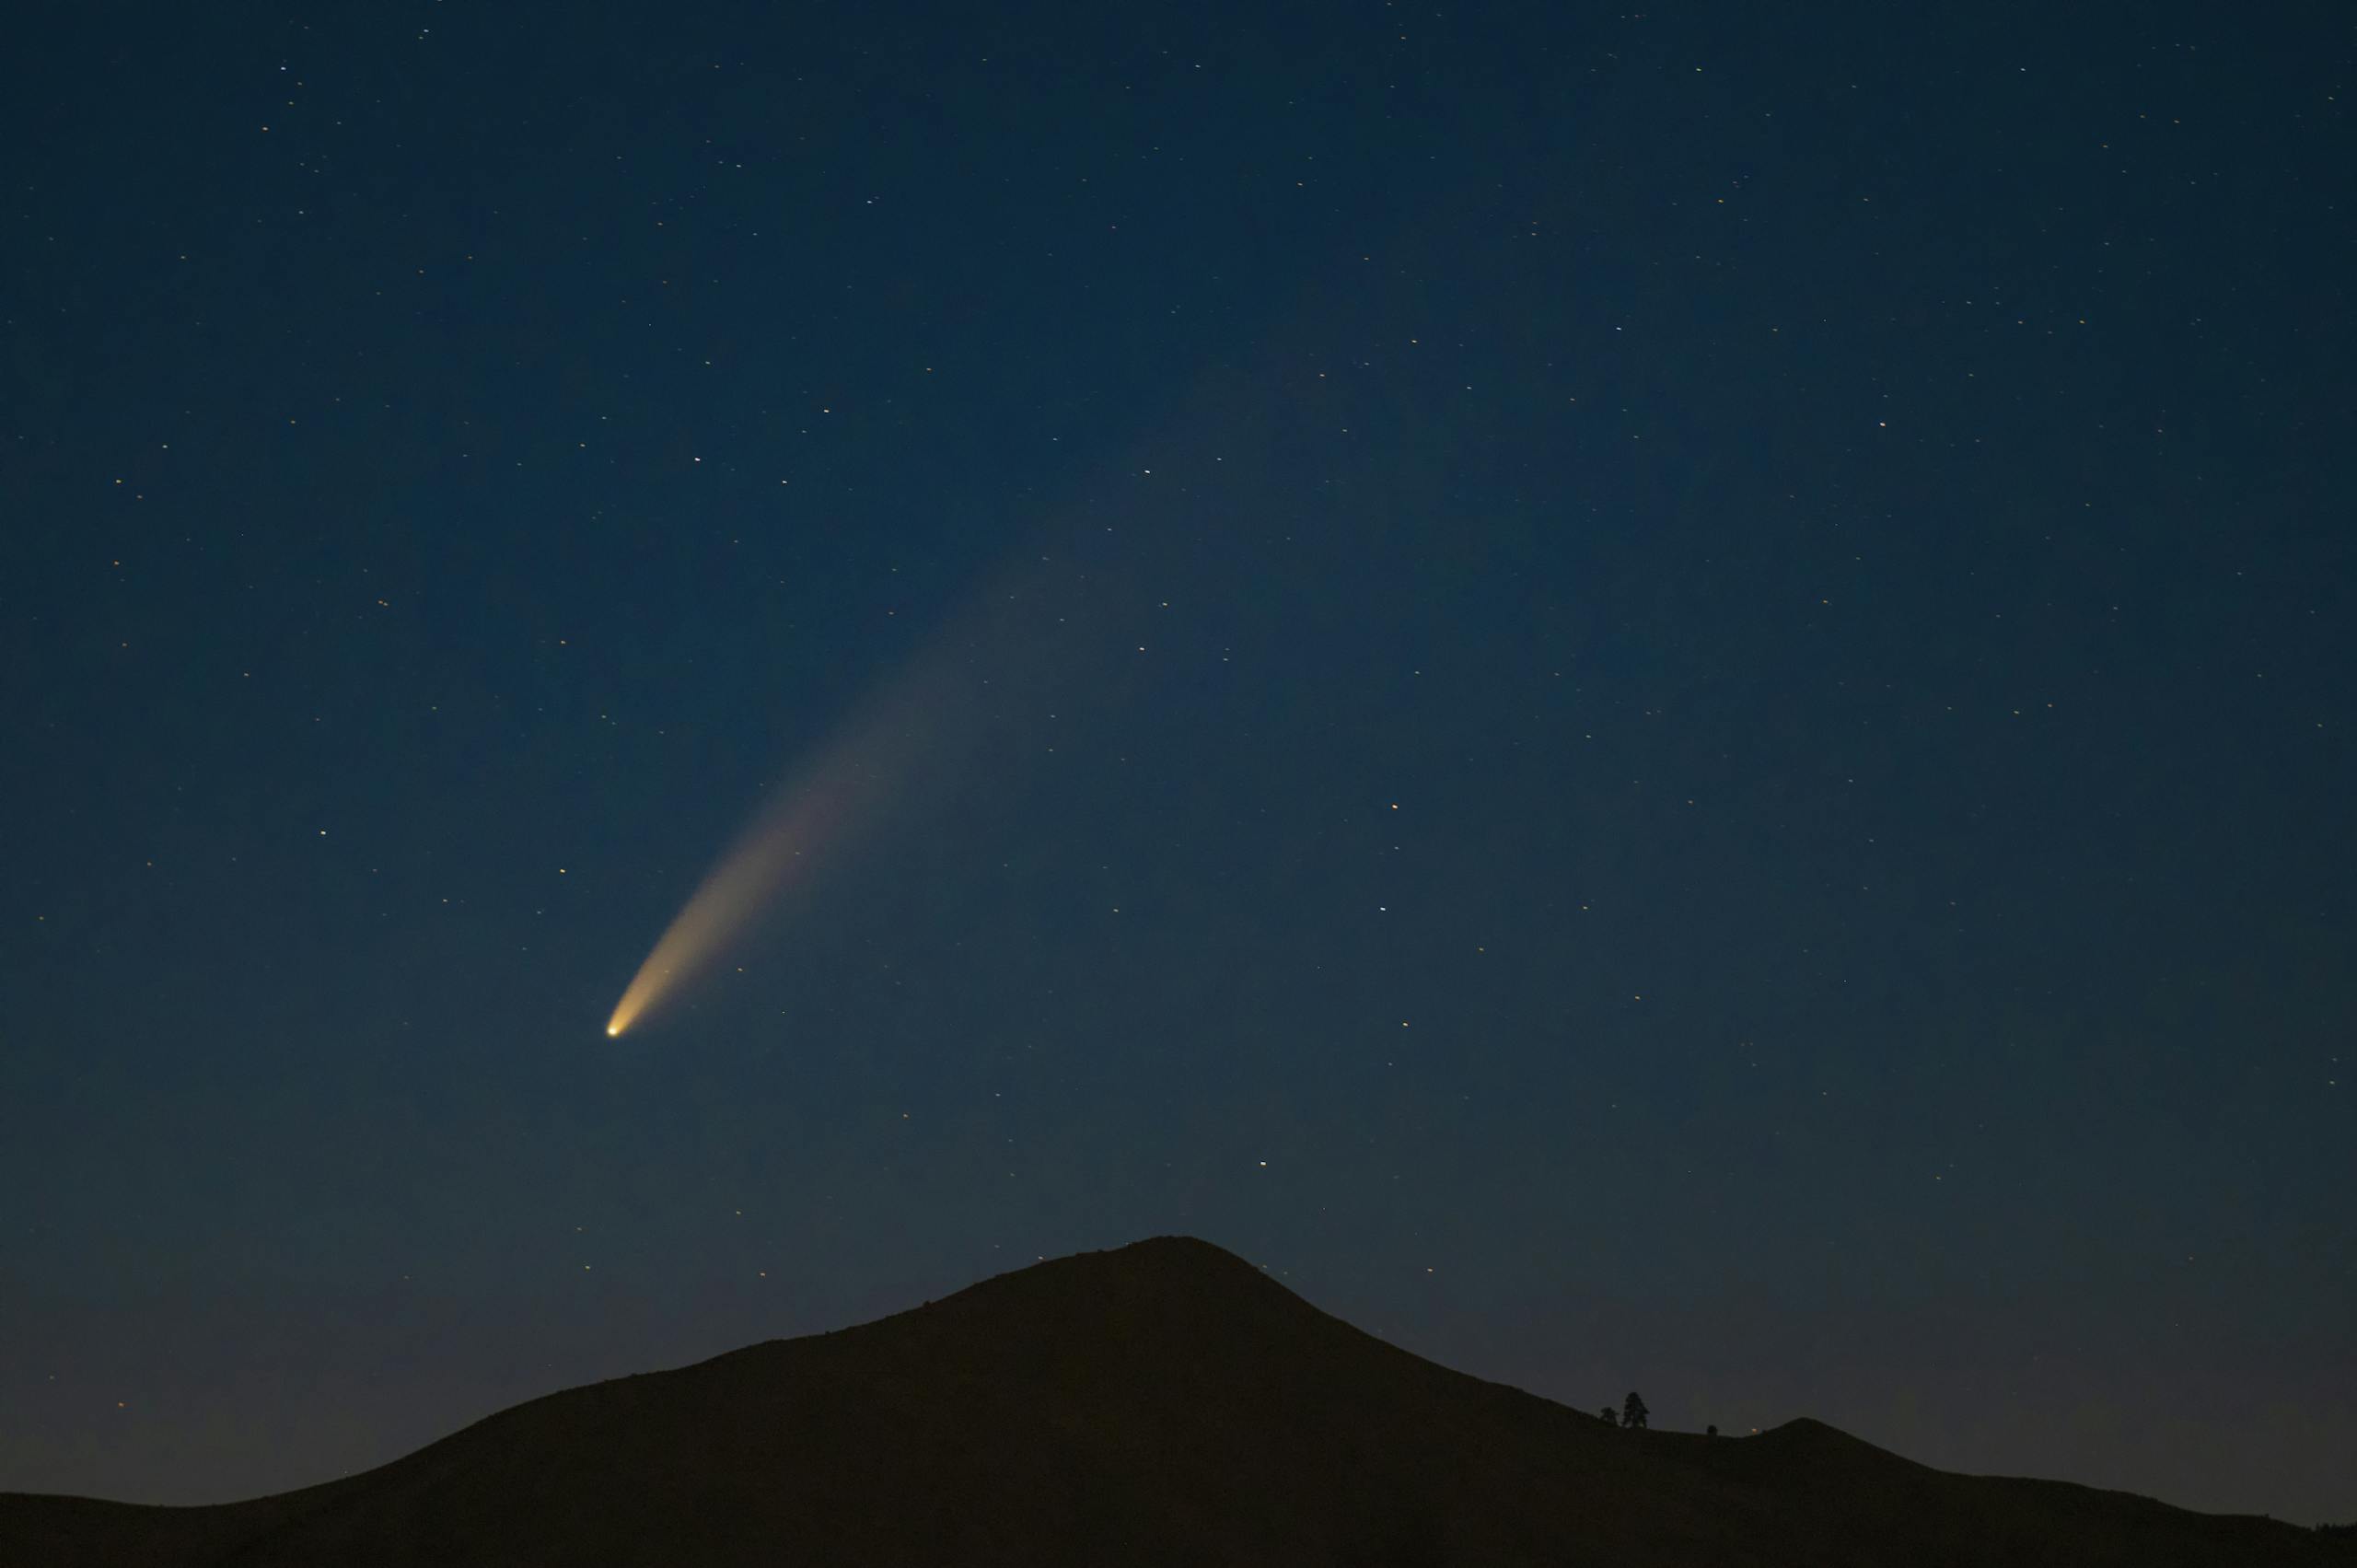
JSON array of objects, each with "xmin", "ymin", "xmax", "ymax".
[
  {"xmin": 602, "ymin": 725, "xmax": 908, "ymax": 1038},
  {"xmin": 600, "ymin": 611, "xmax": 995, "ymax": 1038},
  {"xmin": 601, "ymin": 538, "xmax": 1123, "ymax": 1039},
  {"xmin": 601, "ymin": 789, "xmax": 832, "ymax": 1037}
]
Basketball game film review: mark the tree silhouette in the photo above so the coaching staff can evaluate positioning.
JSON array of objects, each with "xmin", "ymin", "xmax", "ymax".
[
  {"xmin": 1621, "ymin": 1391, "xmax": 1649, "ymax": 1430},
  {"xmin": 1706, "ymin": 1424, "xmax": 1717, "ymax": 1437},
  {"xmin": 1599, "ymin": 1405, "xmax": 1619, "ymax": 1426}
]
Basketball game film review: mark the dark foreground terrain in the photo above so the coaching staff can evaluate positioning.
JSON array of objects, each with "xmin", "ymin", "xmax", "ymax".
[{"xmin": 2, "ymin": 1237, "xmax": 2341, "ymax": 1566}]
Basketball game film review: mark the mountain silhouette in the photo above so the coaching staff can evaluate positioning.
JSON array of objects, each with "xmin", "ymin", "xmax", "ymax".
[{"xmin": 2, "ymin": 1236, "xmax": 2340, "ymax": 1566}]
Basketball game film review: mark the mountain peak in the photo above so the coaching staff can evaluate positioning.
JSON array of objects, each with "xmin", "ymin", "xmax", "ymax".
[{"xmin": 4, "ymin": 1238, "xmax": 2340, "ymax": 1567}]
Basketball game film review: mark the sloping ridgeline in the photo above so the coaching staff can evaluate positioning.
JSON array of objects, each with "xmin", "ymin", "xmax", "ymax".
[{"xmin": 2, "ymin": 1237, "xmax": 2344, "ymax": 1566}]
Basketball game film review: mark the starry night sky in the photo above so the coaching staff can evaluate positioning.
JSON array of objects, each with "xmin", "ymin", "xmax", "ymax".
[{"xmin": 5, "ymin": 0, "xmax": 2351, "ymax": 1527}]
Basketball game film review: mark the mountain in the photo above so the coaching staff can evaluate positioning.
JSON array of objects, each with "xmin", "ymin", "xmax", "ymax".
[{"xmin": 1, "ymin": 1236, "xmax": 2340, "ymax": 1566}]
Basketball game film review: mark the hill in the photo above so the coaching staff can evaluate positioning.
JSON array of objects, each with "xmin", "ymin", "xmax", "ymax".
[{"xmin": 1, "ymin": 1236, "xmax": 2340, "ymax": 1566}]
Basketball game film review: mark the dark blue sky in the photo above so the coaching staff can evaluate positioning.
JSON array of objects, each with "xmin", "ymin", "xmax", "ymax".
[{"xmin": 5, "ymin": 0, "xmax": 2351, "ymax": 1526}]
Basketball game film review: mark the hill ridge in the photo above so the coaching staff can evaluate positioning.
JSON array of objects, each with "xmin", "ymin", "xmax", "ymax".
[{"xmin": 2, "ymin": 1236, "xmax": 2340, "ymax": 1567}]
